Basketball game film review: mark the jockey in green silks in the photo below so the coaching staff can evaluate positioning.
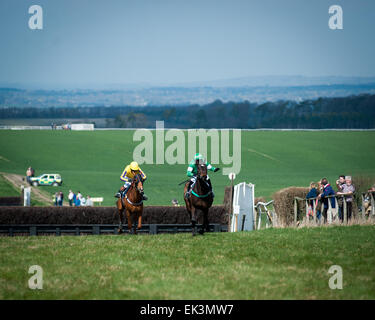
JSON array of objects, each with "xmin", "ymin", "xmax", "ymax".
[{"xmin": 185, "ymin": 153, "xmax": 220, "ymax": 199}]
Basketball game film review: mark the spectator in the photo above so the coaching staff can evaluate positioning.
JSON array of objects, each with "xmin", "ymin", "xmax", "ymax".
[
  {"xmin": 26, "ymin": 167, "xmax": 34, "ymax": 185},
  {"xmin": 74, "ymin": 195, "xmax": 81, "ymax": 207},
  {"xmin": 72, "ymin": 192, "xmax": 77, "ymax": 206},
  {"xmin": 306, "ymin": 182, "xmax": 318, "ymax": 218},
  {"xmin": 336, "ymin": 175, "xmax": 346, "ymax": 220},
  {"xmin": 86, "ymin": 196, "xmax": 93, "ymax": 207},
  {"xmin": 337, "ymin": 176, "xmax": 355, "ymax": 221},
  {"xmin": 318, "ymin": 178, "xmax": 336, "ymax": 223},
  {"xmin": 68, "ymin": 190, "xmax": 74, "ymax": 206},
  {"xmin": 77, "ymin": 191, "xmax": 82, "ymax": 200},
  {"xmin": 171, "ymin": 199, "xmax": 179, "ymax": 207},
  {"xmin": 363, "ymin": 184, "xmax": 375, "ymax": 217},
  {"xmin": 54, "ymin": 192, "xmax": 58, "ymax": 206},
  {"xmin": 81, "ymin": 196, "xmax": 86, "ymax": 206},
  {"xmin": 58, "ymin": 191, "xmax": 64, "ymax": 206}
]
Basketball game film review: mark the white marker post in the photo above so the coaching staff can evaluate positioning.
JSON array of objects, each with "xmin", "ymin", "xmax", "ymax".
[
  {"xmin": 24, "ymin": 187, "xmax": 31, "ymax": 206},
  {"xmin": 228, "ymin": 172, "xmax": 236, "ymax": 232}
]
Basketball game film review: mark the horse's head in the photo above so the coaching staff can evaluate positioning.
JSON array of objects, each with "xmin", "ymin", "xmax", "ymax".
[
  {"xmin": 132, "ymin": 173, "xmax": 144, "ymax": 195},
  {"xmin": 197, "ymin": 163, "xmax": 208, "ymax": 180}
]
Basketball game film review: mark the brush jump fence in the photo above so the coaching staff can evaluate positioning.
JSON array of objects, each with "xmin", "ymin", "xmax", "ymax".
[
  {"xmin": 293, "ymin": 192, "xmax": 375, "ymax": 225},
  {"xmin": 0, "ymin": 223, "xmax": 227, "ymax": 236}
]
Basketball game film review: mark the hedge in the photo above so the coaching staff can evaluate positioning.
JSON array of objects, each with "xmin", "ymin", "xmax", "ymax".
[
  {"xmin": 0, "ymin": 205, "xmax": 228, "ymax": 225},
  {"xmin": 0, "ymin": 197, "xmax": 22, "ymax": 207},
  {"xmin": 273, "ymin": 187, "xmax": 309, "ymax": 226}
]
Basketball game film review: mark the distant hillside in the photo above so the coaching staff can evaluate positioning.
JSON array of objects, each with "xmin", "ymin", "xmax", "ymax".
[
  {"xmin": 1, "ymin": 93, "xmax": 375, "ymax": 129},
  {"xmin": 1, "ymin": 76, "xmax": 375, "ymax": 107}
]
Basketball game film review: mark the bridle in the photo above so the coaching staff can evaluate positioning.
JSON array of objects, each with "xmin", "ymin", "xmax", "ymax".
[
  {"xmin": 191, "ymin": 163, "xmax": 211, "ymax": 198},
  {"xmin": 124, "ymin": 173, "xmax": 144, "ymax": 206}
]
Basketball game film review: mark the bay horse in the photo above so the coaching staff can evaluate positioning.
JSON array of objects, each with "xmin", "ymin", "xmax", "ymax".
[
  {"xmin": 116, "ymin": 173, "xmax": 144, "ymax": 234},
  {"xmin": 184, "ymin": 163, "xmax": 213, "ymax": 236}
]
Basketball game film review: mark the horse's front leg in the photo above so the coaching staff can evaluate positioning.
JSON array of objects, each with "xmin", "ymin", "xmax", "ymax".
[
  {"xmin": 117, "ymin": 200, "xmax": 124, "ymax": 234},
  {"xmin": 137, "ymin": 214, "xmax": 142, "ymax": 230},
  {"xmin": 202, "ymin": 208, "xmax": 209, "ymax": 234},
  {"xmin": 191, "ymin": 206, "xmax": 197, "ymax": 236},
  {"xmin": 118, "ymin": 209, "xmax": 124, "ymax": 234},
  {"xmin": 126, "ymin": 210, "xmax": 133, "ymax": 234}
]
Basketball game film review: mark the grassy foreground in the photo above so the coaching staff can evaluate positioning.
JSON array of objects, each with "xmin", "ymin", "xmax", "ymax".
[
  {"xmin": 0, "ymin": 225, "xmax": 374, "ymax": 300},
  {"xmin": 0, "ymin": 130, "xmax": 375, "ymax": 205}
]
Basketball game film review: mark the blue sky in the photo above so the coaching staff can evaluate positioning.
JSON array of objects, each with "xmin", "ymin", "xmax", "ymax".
[{"xmin": 1, "ymin": 0, "xmax": 374, "ymax": 88}]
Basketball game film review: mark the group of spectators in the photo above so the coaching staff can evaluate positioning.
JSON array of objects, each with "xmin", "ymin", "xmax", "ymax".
[
  {"xmin": 306, "ymin": 175, "xmax": 375, "ymax": 222},
  {"xmin": 53, "ymin": 191, "xmax": 64, "ymax": 206},
  {"xmin": 67, "ymin": 190, "xmax": 93, "ymax": 207},
  {"xmin": 51, "ymin": 123, "xmax": 72, "ymax": 130}
]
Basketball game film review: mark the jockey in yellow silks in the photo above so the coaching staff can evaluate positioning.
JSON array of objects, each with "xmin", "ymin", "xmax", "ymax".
[{"xmin": 115, "ymin": 161, "xmax": 148, "ymax": 200}]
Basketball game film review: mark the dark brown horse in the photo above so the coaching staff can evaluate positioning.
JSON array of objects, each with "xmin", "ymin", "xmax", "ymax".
[
  {"xmin": 116, "ymin": 174, "xmax": 144, "ymax": 234},
  {"xmin": 184, "ymin": 163, "xmax": 213, "ymax": 236}
]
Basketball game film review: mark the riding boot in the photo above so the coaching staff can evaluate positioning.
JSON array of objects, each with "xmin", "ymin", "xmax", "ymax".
[
  {"xmin": 185, "ymin": 180, "xmax": 193, "ymax": 199},
  {"xmin": 142, "ymin": 194, "xmax": 148, "ymax": 200},
  {"xmin": 115, "ymin": 185, "xmax": 127, "ymax": 198}
]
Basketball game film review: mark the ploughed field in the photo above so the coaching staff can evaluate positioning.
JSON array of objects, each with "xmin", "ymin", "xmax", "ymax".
[
  {"xmin": 0, "ymin": 130, "xmax": 374, "ymax": 206},
  {"xmin": 0, "ymin": 225, "xmax": 374, "ymax": 299}
]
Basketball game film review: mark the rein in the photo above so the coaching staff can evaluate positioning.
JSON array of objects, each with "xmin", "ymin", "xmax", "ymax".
[
  {"xmin": 125, "ymin": 193, "xmax": 143, "ymax": 206},
  {"xmin": 191, "ymin": 190, "xmax": 212, "ymax": 198},
  {"xmin": 191, "ymin": 175, "xmax": 212, "ymax": 198}
]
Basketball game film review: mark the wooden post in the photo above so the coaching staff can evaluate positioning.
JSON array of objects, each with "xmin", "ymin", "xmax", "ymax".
[
  {"xmin": 361, "ymin": 194, "xmax": 365, "ymax": 221},
  {"xmin": 305, "ymin": 199, "xmax": 309, "ymax": 220},
  {"xmin": 327, "ymin": 196, "xmax": 332, "ymax": 224},
  {"xmin": 29, "ymin": 226, "xmax": 37, "ymax": 236},
  {"xmin": 371, "ymin": 192, "xmax": 375, "ymax": 217},
  {"xmin": 294, "ymin": 198, "xmax": 298, "ymax": 225},
  {"xmin": 257, "ymin": 206, "xmax": 262, "ymax": 230},
  {"xmin": 343, "ymin": 197, "xmax": 347, "ymax": 224},
  {"xmin": 228, "ymin": 177, "xmax": 234, "ymax": 232},
  {"xmin": 92, "ymin": 226, "xmax": 100, "ymax": 235},
  {"xmin": 313, "ymin": 199, "xmax": 317, "ymax": 223},
  {"xmin": 149, "ymin": 224, "xmax": 157, "ymax": 235}
]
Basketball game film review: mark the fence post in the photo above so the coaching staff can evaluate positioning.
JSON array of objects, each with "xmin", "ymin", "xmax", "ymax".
[
  {"xmin": 29, "ymin": 226, "xmax": 36, "ymax": 236},
  {"xmin": 213, "ymin": 224, "xmax": 221, "ymax": 233},
  {"xmin": 257, "ymin": 208, "xmax": 262, "ymax": 230},
  {"xmin": 314, "ymin": 199, "xmax": 318, "ymax": 223},
  {"xmin": 371, "ymin": 192, "xmax": 375, "ymax": 217},
  {"xmin": 361, "ymin": 194, "xmax": 366, "ymax": 221},
  {"xmin": 327, "ymin": 196, "xmax": 332, "ymax": 224},
  {"xmin": 294, "ymin": 198, "xmax": 298, "ymax": 225},
  {"xmin": 149, "ymin": 224, "xmax": 157, "ymax": 235},
  {"xmin": 343, "ymin": 197, "xmax": 347, "ymax": 224},
  {"xmin": 92, "ymin": 226, "xmax": 100, "ymax": 235}
]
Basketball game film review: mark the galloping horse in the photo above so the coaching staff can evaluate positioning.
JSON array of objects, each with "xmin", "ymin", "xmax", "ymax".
[
  {"xmin": 116, "ymin": 173, "xmax": 144, "ymax": 234},
  {"xmin": 184, "ymin": 163, "xmax": 213, "ymax": 236}
]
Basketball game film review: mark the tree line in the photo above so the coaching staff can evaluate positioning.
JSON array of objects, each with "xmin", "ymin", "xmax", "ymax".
[{"xmin": 1, "ymin": 93, "xmax": 374, "ymax": 129}]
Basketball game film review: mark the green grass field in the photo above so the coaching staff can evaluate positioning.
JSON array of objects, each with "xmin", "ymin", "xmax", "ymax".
[
  {"xmin": 0, "ymin": 174, "xmax": 19, "ymax": 197},
  {"xmin": 0, "ymin": 225, "xmax": 374, "ymax": 299},
  {"xmin": 0, "ymin": 130, "xmax": 375, "ymax": 205}
]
